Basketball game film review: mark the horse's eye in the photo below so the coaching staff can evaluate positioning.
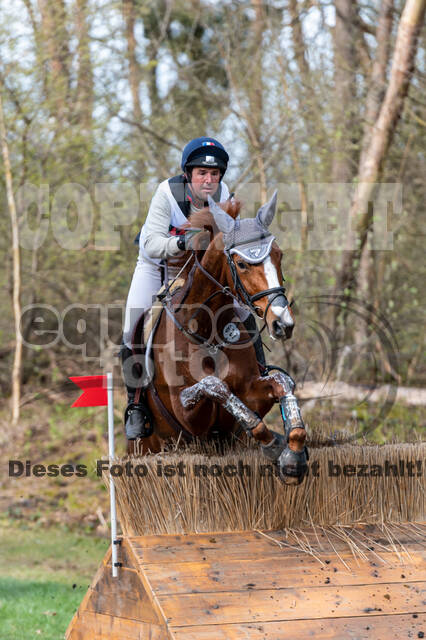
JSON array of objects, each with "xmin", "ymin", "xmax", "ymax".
[{"xmin": 237, "ymin": 260, "xmax": 248, "ymax": 270}]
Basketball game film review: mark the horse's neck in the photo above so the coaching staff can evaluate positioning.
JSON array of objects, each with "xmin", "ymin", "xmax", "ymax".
[{"xmin": 179, "ymin": 246, "xmax": 232, "ymax": 317}]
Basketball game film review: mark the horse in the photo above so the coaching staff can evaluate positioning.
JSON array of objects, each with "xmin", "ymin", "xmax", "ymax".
[{"xmin": 127, "ymin": 191, "xmax": 309, "ymax": 484}]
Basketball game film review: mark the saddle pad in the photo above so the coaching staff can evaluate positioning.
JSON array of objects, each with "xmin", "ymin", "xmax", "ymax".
[{"xmin": 143, "ymin": 278, "xmax": 186, "ymax": 346}]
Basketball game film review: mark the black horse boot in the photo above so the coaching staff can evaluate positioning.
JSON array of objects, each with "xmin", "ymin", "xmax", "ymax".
[{"xmin": 120, "ymin": 345, "xmax": 154, "ymax": 440}]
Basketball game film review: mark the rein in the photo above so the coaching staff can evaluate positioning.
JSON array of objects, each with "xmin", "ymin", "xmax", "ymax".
[{"xmin": 160, "ymin": 254, "xmax": 250, "ymax": 354}]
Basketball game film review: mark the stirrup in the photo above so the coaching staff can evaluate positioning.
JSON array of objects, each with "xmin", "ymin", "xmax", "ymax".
[{"xmin": 124, "ymin": 402, "xmax": 154, "ymax": 440}]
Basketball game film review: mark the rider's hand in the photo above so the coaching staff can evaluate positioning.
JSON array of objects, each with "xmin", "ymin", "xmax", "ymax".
[{"xmin": 177, "ymin": 229, "xmax": 210, "ymax": 251}]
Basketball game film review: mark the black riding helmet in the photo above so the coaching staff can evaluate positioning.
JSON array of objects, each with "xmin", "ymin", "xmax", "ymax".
[{"xmin": 181, "ymin": 137, "xmax": 229, "ymax": 178}]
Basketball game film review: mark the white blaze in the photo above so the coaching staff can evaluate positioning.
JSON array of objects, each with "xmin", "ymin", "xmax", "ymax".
[{"xmin": 263, "ymin": 257, "xmax": 293, "ymax": 327}]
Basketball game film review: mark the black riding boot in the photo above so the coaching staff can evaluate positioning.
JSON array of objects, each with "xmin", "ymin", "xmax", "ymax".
[{"xmin": 120, "ymin": 345, "xmax": 154, "ymax": 440}]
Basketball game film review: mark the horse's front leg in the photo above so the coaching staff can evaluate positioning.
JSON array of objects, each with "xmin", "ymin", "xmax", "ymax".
[
  {"xmin": 180, "ymin": 376, "xmax": 275, "ymax": 446},
  {"xmin": 257, "ymin": 370, "xmax": 308, "ymax": 484}
]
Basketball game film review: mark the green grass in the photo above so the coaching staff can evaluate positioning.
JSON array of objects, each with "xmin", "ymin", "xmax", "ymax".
[{"xmin": 0, "ymin": 521, "xmax": 107, "ymax": 640}]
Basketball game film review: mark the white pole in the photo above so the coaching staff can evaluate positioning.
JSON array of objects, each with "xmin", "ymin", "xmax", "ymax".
[{"xmin": 107, "ymin": 372, "xmax": 118, "ymax": 578}]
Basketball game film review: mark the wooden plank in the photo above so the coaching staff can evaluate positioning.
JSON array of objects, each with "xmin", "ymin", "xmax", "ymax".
[
  {"xmin": 128, "ymin": 526, "xmax": 425, "ymax": 565},
  {"xmin": 67, "ymin": 610, "xmax": 169, "ymax": 640},
  {"xmin": 128, "ymin": 525, "xmax": 426, "ymax": 551},
  {"xmin": 160, "ymin": 581, "xmax": 426, "ymax": 626},
  {"xmin": 171, "ymin": 612, "xmax": 426, "ymax": 639},
  {"xmin": 85, "ymin": 566, "xmax": 161, "ymax": 624},
  {"xmin": 123, "ymin": 536, "xmax": 171, "ymax": 628},
  {"xmin": 128, "ymin": 532, "xmax": 277, "ymax": 564},
  {"xmin": 142, "ymin": 550, "xmax": 426, "ymax": 595},
  {"xmin": 66, "ymin": 543, "xmax": 171, "ymax": 639},
  {"xmin": 129, "ymin": 531, "xmax": 342, "ymax": 565}
]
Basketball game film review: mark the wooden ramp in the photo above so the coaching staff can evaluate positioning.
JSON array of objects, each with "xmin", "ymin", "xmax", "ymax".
[{"xmin": 66, "ymin": 527, "xmax": 426, "ymax": 639}]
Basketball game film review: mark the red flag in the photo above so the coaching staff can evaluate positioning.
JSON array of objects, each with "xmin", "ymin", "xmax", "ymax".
[{"xmin": 70, "ymin": 375, "xmax": 108, "ymax": 407}]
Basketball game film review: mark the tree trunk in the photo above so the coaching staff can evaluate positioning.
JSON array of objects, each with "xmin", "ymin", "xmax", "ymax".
[
  {"xmin": 360, "ymin": 0, "xmax": 394, "ymax": 166},
  {"xmin": 356, "ymin": 0, "xmax": 394, "ymax": 340},
  {"xmin": 123, "ymin": 0, "xmax": 153, "ymax": 179},
  {"xmin": 288, "ymin": 0, "xmax": 310, "ymax": 82},
  {"xmin": 332, "ymin": 0, "xmax": 358, "ymax": 182},
  {"xmin": 123, "ymin": 0, "xmax": 143, "ymax": 124},
  {"xmin": 0, "ymin": 92, "xmax": 22, "ymax": 426},
  {"xmin": 23, "ymin": 0, "xmax": 49, "ymax": 98},
  {"xmin": 336, "ymin": 0, "xmax": 425, "ymax": 315},
  {"xmin": 288, "ymin": 0, "xmax": 320, "ymax": 146},
  {"xmin": 250, "ymin": 0, "xmax": 266, "ymax": 200},
  {"xmin": 75, "ymin": 0, "xmax": 93, "ymax": 131},
  {"xmin": 38, "ymin": 0, "xmax": 71, "ymax": 121}
]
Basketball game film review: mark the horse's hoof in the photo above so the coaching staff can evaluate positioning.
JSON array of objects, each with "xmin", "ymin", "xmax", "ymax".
[{"xmin": 278, "ymin": 446, "xmax": 308, "ymax": 485}]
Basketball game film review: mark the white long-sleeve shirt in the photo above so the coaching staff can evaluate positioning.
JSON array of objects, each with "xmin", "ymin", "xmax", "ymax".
[
  {"xmin": 139, "ymin": 179, "xmax": 230, "ymax": 264},
  {"xmin": 123, "ymin": 178, "xmax": 230, "ymax": 346}
]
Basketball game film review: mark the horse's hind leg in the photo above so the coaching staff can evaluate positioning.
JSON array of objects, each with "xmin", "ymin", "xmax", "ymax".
[{"xmin": 180, "ymin": 376, "xmax": 275, "ymax": 446}]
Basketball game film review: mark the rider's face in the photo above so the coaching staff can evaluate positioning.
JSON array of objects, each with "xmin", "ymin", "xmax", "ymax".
[{"xmin": 190, "ymin": 167, "xmax": 221, "ymax": 201}]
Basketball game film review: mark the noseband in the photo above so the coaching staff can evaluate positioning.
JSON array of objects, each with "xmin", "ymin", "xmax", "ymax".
[{"xmin": 225, "ymin": 251, "xmax": 288, "ymax": 319}]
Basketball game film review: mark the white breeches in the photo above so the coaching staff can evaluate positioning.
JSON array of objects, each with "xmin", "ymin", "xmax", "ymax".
[{"xmin": 123, "ymin": 261, "xmax": 178, "ymax": 348}]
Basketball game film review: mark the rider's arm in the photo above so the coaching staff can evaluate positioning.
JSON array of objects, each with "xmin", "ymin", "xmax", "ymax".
[{"xmin": 142, "ymin": 187, "xmax": 183, "ymax": 259}]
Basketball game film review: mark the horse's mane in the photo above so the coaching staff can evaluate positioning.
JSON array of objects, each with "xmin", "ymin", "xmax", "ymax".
[
  {"xmin": 184, "ymin": 199, "xmax": 241, "ymax": 235},
  {"xmin": 167, "ymin": 200, "xmax": 241, "ymax": 271}
]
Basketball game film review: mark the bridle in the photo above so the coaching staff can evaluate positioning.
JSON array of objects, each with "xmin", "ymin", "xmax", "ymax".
[
  {"xmin": 225, "ymin": 248, "xmax": 288, "ymax": 320},
  {"xmin": 160, "ymin": 242, "xmax": 289, "ymax": 354}
]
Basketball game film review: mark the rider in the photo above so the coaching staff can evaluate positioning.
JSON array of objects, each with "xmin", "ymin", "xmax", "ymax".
[{"xmin": 121, "ymin": 136, "xmax": 230, "ymax": 440}]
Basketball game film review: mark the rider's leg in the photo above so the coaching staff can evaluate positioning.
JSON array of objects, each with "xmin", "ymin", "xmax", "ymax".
[
  {"xmin": 122, "ymin": 261, "xmax": 162, "ymax": 439},
  {"xmin": 123, "ymin": 260, "xmax": 163, "ymax": 349},
  {"xmin": 120, "ymin": 344, "xmax": 154, "ymax": 439}
]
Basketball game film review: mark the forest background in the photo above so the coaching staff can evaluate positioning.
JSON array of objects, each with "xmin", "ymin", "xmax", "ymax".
[{"xmin": 0, "ymin": 2, "xmax": 424, "ymax": 637}]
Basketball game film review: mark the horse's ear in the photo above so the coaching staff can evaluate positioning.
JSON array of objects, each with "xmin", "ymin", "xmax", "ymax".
[
  {"xmin": 207, "ymin": 195, "xmax": 235, "ymax": 234},
  {"xmin": 256, "ymin": 190, "xmax": 277, "ymax": 229}
]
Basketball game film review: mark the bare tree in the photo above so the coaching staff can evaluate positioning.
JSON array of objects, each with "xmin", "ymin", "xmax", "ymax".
[
  {"xmin": 357, "ymin": 1, "xmax": 394, "ymax": 319},
  {"xmin": 332, "ymin": 0, "xmax": 359, "ymax": 182},
  {"xmin": 360, "ymin": 0, "xmax": 394, "ymax": 167},
  {"xmin": 75, "ymin": 0, "xmax": 93, "ymax": 131},
  {"xmin": 336, "ymin": 0, "xmax": 426, "ymax": 316},
  {"xmin": 38, "ymin": 0, "xmax": 71, "ymax": 120},
  {"xmin": 0, "ymin": 91, "xmax": 22, "ymax": 425},
  {"xmin": 123, "ymin": 0, "xmax": 149, "ymax": 178}
]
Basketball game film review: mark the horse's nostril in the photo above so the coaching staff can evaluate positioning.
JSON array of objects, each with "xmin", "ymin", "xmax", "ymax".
[{"xmin": 272, "ymin": 320, "xmax": 284, "ymax": 336}]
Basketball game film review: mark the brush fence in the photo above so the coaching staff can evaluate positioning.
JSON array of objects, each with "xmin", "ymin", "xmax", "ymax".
[{"xmin": 108, "ymin": 442, "xmax": 425, "ymax": 536}]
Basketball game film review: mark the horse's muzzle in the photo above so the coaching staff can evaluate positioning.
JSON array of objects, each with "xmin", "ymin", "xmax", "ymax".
[
  {"xmin": 270, "ymin": 304, "xmax": 294, "ymax": 340},
  {"xmin": 272, "ymin": 318, "xmax": 294, "ymax": 340}
]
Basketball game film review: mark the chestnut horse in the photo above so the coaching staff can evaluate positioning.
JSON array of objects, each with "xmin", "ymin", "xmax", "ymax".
[{"xmin": 129, "ymin": 192, "xmax": 308, "ymax": 484}]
